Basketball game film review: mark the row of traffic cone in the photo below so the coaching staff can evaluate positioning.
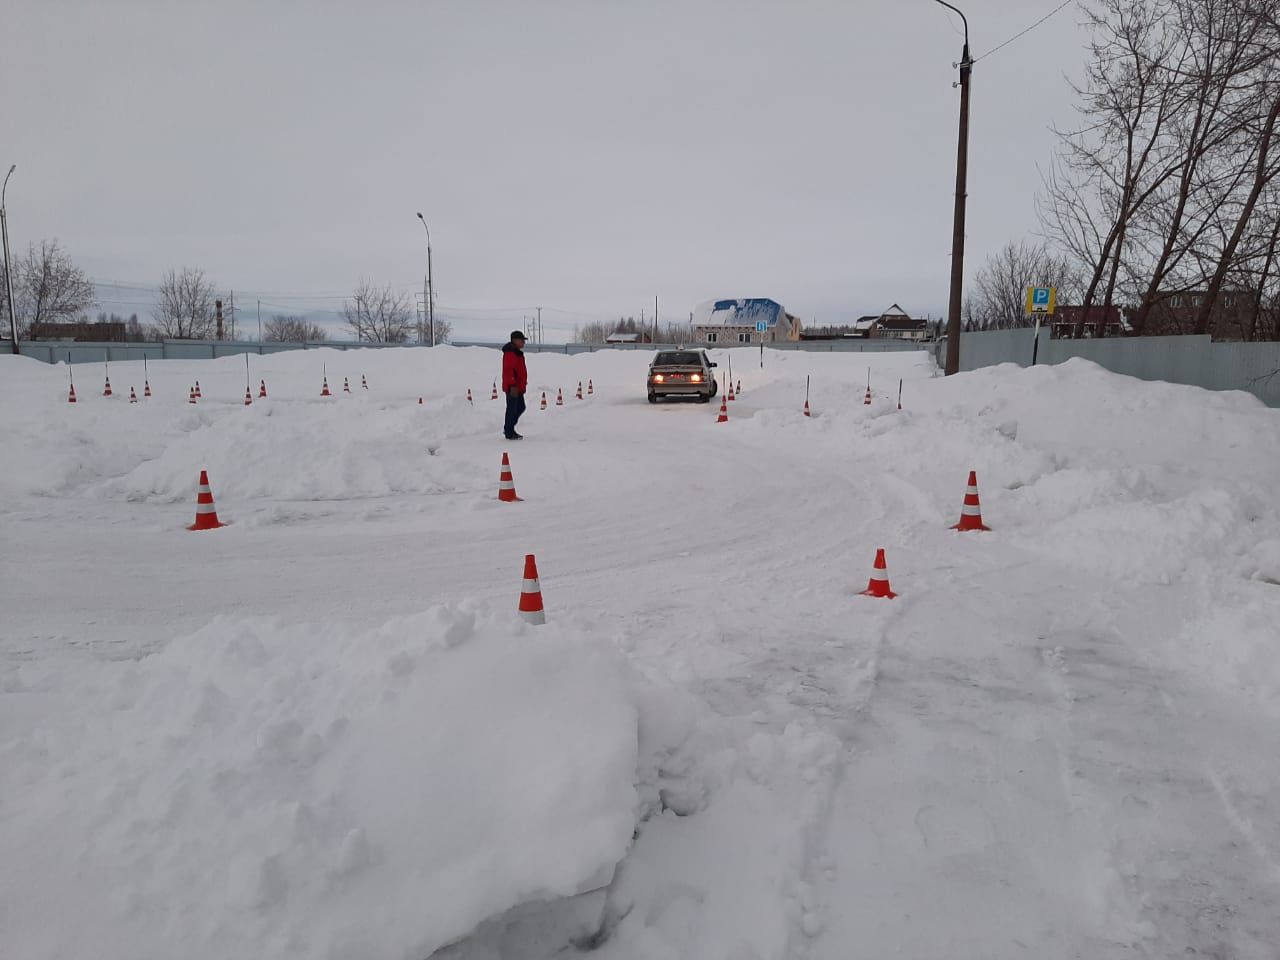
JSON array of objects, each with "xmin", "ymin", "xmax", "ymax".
[{"xmin": 489, "ymin": 381, "xmax": 593, "ymax": 404}]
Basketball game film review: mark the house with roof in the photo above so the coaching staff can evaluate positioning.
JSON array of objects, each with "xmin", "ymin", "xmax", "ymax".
[
  {"xmin": 691, "ymin": 298, "xmax": 802, "ymax": 345},
  {"xmin": 850, "ymin": 304, "xmax": 930, "ymax": 340}
]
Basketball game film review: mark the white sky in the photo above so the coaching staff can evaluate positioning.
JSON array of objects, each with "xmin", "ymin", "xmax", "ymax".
[{"xmin": 5, "ymin": 0, "xmax": 1087, "ymax": 341}]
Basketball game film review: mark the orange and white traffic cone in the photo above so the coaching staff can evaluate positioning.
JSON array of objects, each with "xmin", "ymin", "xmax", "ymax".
[
  {"xmin": 727, "ymin": 381, "xmax": 736, "ymax": 401},
  {"xmin": 343, "ymin": 377, "xmax": 351, "ymax": 393},
  {"xmin": 321, "ymin": 376, "xmax": 331, "ymax": 397},
  {"xmin": 556, "ymin": 389, "xmax": 564, "ymax": 407},
  {"xmin": 467, "ymin": 388, "xmax": 474, "ymax": 404},
  {"xmin": 418, "ymin": 397, "xmax": 424, "ymax": 405},
  {"xmin": 951, "ymin": 471, "xmax": 991, "ymax": 531},
  {"xmin": 736, "ymin": 379, "xmax": 741, "ymax": 395},
  {"xmin": 361, "ymin": 375, "xmax": 368, "ymax": 390},
  {"xmin": 588, "ymin": 379, "xmax": 594, "ymax": 396},
  {"xmin": 188, "ymin": 387, "xmax": 197, "ymax": 404},
  {"xmin": 863, "ymin": 386, "xmax": 871, "ymax": 406},
  {"xmin": 144, "ymin": 380, "xmax": 152, "ymax": 398},
  {"xmin": 243, "ymin": 386, "xmax": 253, "ymax": 406},
  {"xmin": 518, "ymin": 553, "xmax": 546, "ymax": 625},
  {"xmin": 259, "ymin": 379, "xmax": 267, "ymax": 398},
  {"xmin": 68, "ymin": 383, "xmax": 77, "ymax": 403},
  {"xmin": 540, "ymin": 391, "xmax": 547, "ymax": 410},
  {"xmin": 860, "ymin": 548, "xmax": 897, "ymax": 598},
  {"xmin": 716, "ymin": 395, "xmax": 729, "ymax": 423},
  {"xmin": 129, "ymin": 387, "xmax": 138, "ymax": 403},
  {"xmin": 188, "ymin": 470, "xmax": 224, "ymax": 531},
  {"xmin": 194, "ymin": 381, "xmax": 202, "ymax": 398},
  {"xmin": 491, "ymin": 382, "xmax": 499, "ymax": 400},
  {"xmin": 576, "ymin": 381, "xmax": 583, "ymax": 400},
  {"xmin": 803, "ymin": 399, "xmax": 811, "ymax": 417},
  {"xmin": 498, "ymin": 452, "xmax": 522, "ymax": 502},
  {"xmin": 103, "ymin": 376, "xmax": 113, "ymax": 397}
]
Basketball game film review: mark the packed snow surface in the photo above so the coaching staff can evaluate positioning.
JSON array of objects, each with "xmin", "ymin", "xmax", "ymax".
[{"xmin": 2, "ymin": 345, "xmax": 1279, "ymax": 959}]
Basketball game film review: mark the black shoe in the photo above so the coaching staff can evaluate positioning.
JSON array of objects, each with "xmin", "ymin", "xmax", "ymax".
[{"xmin": 504, "ymin": 431, "xmax": 522, "ymax": 440}]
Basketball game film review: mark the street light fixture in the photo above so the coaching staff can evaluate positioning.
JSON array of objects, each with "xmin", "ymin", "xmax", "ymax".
[
  {"xmin": 2, "ymin": 164, "xmax": 18, "ymax": 354},
  {"xmin": 931, "ymin": 1, "xmax": 973, "ymax": 376},
  {"xmin": 415, "ymin": 212, "xmax": 435, "ymax": 347}
]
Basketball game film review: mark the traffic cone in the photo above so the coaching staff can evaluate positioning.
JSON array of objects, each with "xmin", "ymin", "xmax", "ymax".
[
  {"xmin": 188, "ymin": 387, "xmax": 197, "ymax": 404},
  {"xmin": 343, "ymin": 377, "xmax": 351, "ymax": 393},
  {"xmin": 951, "ymin": 471, "xmax": 991, "ymax": 532},
  {"xmin": 259, "ymin": 379, "xmax": 267, "ymax": 398},
  {"xmin": 243, "ymin": 386, "xmax": 253, "ymax": 406},
  {"xmin": 68, "ymin": 383, "xmax": 77, "ymax": 403},
  {"xmin": 727, "ymin": 381, "xmax": 736, "ymax": 401},
  {"xmin": 129, "ymin": 387, "xmax": 138, "ymax": 403},
  {"xmin": 716, "ymin": 395, "xmax": 729, "ymax": 423},
  {"xmin": 556, "ymin": 389, "xmax": 564, "ymax": 407},
  {"xmin": 144, "ymin": 380, "xmax": 152, "ymax": 398},
  {"xmin": 576, "ymin": 381, "xmax": 583, "ymax": 400},
  {"xmin": 540, "ymin": 391, "xmax": 547, "ymax": 410},
  {"xmin": 418, "ymin": 397, "xmax": 423, "ymax": 405},
  {"xmin": 518, "ymin": 553, "xmax": 546, "ymax": 625},
  {"xmin": 860, "ymin": 548, "xmax": 897, "ymax": 598},
  {"xmin": 588, "ymin": 379, "xmax": 594, "ymax": 396},
  {"xmin": 737, "ymin": 379, "xmax": 742, "ymax": 395},
  {"xmin": 491, "ymin": 382, "xmax": 498, "ymax": 400},
  {"xmin": 361, "ymin": 375, "xmax": 368, "ymax": 390},
  {"xmin": 321, "ymin": 376, "xmax": 331, "ymax": 397},
  {"xmin": 467, "ymin": 388, "xmax": 473, "ymax": 404},
  {"xmin": 803, "ymin": 399, "xmax": 811, "ymax": 417},
  {"xmin": 103, "ymin": 376, "xmax": 113, "ymax": 397},
  {"xmin": 194, "ymin": 381, "xmax": 202, "ymax": 398},
  {"xmin": 498, "ymin": 452, "xmax": 522, "ymax": 502},
  {"xmin": 863, "ymin": 386, "xmax": 871, "ymax": 406},
  {"xmin": 188, "ymin": 470, "xmax": 224, "ymax": 531}
]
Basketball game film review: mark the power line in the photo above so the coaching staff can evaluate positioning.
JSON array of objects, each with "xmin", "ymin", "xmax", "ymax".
[{"xmin": 974, "ymin": 0, "xmax": 1073, "ymax": 63}]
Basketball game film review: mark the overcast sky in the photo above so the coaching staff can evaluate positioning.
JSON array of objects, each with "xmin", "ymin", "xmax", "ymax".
[{"xmin": 5, "ymin": 0, "xmax": 1087, "ymax": 341}]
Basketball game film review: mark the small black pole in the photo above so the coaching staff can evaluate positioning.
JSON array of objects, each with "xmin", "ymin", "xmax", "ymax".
[{"xmin": 806, "ymin": 374, "xmax": 810, "ymax": 404}]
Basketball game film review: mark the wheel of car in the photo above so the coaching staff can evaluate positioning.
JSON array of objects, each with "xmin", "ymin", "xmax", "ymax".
[
  {"xmin": 647, "ymin": 392, "xmax": 658, "ymax": 404},
  {"xmin": 697, "ymin": 394, "xmax": 711, "ymax": 403},
  {"xmin": 710, "ymin": 381, "xmax": 718, "ymax": 397}
]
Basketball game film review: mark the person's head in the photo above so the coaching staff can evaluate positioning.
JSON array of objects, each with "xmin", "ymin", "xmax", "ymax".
[{"xmin": 509, "ymin": 330, "xmax": 526, "ymax": 347}]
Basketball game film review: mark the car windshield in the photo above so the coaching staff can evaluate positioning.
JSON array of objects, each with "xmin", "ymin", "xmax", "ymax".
[{"xmin": 653, "ymin": 352, "xmax": 703, "ymax": 366}]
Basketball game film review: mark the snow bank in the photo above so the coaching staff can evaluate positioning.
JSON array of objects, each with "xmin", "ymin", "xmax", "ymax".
[{"xmin": 2, "ymin": 605, "xmax": 643, "ymax": 960}]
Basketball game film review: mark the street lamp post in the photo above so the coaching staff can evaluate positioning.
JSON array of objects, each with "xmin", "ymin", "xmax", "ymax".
[
  {"xmin": 415, "ymin": 212, "xmax": 435, "ymax": 346},
  {"xmin": 2, "ymin": 165, "xmax": 18, "ymax": 354},
  {"xmin": 932, "ymin": 1, "xmax": 972, "ymax": 376}
]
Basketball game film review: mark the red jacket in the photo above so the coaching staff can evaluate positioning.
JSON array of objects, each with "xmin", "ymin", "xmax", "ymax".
[{"xmin": 501, "ymin": 342, "xmax": 527, "ymax": 394}]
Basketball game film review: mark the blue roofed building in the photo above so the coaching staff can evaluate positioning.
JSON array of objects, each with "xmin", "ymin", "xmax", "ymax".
[{"xmin": 691, "ymin": 298, "xmax": 802, "ymax": 345}]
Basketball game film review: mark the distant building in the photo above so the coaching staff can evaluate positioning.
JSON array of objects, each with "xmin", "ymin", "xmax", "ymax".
[
  {"xmin": 605, "ymin": 332, "xmax": 642, "ymax": 344},
  {"xmin": 691, "ymin": 298, "xmax": 802, "ymax": 345},
  {"xmin": 1051, "ymin": 305, "xmax": 1125, "ymax": 339},
  {"xmin": 834, "ymin": 304, "xmax": 930, "ymax": 340},
  {"xmin": 1133, "ymin": 289, "xmax": 1261, "ymax": 340},
  {"xmin": 27, "ymin": 320, "xmax": 127, "ymax": 342}
]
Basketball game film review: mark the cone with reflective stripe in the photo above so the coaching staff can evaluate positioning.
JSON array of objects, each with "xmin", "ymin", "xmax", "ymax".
[
  {"xmin": 144, "ymin": 380, "xmax": 152, "ymax": 398},
  {"xmin": 951, "ymin": 471, "xmax": 991, "ymax": 531},
  {"xmin": 860, "ymin": 548, "xmax": 897, "ymax": 598},
  {"xmin": 259, "ymin": 379, "xmax": 267, "ymax": 398},
  {"xmin": 727, "ymin": 380, "xmax": 736, "ymax": 401},
  {"xmin": 467, "ymin": 388, "xmax": 473, "ymax": 404},
  {"xmin": 540, "ymin": 391, "xmax": 547, "ymax": 410},
  {"xmin": 243, "ymin": 386, "xmax": 253, "ymax": 406},
  {"xmin": 498, "ymin": 452, "xmax": 522, "ymax": 502},
  {"xmin": 716, "ymin": 395, "xmax": 729, "ymax": 423},
  {"xmin": 103, "ymin": 376, "xmax": 113, "ymax": 397},
  {"xmin": 129, "ymin": 387, "xmax": 138, "ymax": 403},
  {"xmin": 518, "ymin": 553, "xmax": 546, "ymax": 625},
  {"xmin": 68, "ymin": 383, "xmax": 77, "ymax": 403},
  {"xmin": 576, "ymin": 381, "xmax": 583, "ymax": 400},
  {"xmin": 188, "ymin": 470, "xmax": 224, "ymax": 531},
  {"xmin": 588, "ymin": 379, "xmax": 594, "ymax": 396},
  {"xmin": 194, "ymin": 380, "xmax": 202, "ymax": 398},
  {"xmin": 188, "ymin": 387, "xmax": 197, "ymax": 404},
  {"xmin": 803, "ymin": 399, "xmax": 811, "ymax": 417},
  {"xmin": 343, "ymin": 377, "xmax": 351, "ymax": 393},
  {"xmin": 491, "ymin": 381, "xmax": 498, "ymax": 400},
  {"xmin": 556, "ymin": 388, "xmax": 564, "ymax": 407},
  {"xmin": 361, "ymin": 374, "xmax": 368, "ymax": 390},
  {"xmin": 863, "ymin": 386, "xmax": 871, "ymax": 406},
  {"xmin": 321, "ymin": 376, "xmax": 331, "ymax": 397}
]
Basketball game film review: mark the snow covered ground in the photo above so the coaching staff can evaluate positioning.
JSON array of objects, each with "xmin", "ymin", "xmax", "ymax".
[{"xmin": 3, "ymin": 344, "xmax": 1279, "ymax": 959}]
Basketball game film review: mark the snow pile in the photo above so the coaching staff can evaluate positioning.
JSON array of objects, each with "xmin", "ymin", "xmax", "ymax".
[{"xmin": 2, "ymin": 605, "xmax": 644, "ymax": 960}]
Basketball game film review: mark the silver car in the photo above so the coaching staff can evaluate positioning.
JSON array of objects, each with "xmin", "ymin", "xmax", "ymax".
[{"xmin": 647, "ymin": 350, "xmax": 719, "ymax": 403}]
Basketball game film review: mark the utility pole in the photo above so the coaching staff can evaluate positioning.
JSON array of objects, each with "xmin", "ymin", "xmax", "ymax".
[
  {"xmin": 416, "ymin": 212, "xmax": 435, "ymax": 346},
  {"xmin": 257, "ymin": 299, "xmax": 261, "ymax": 343},
  {"xmin": 536, "ymin": 306, "xmax": 542, "ymax": 345},
  {"xmin": 933, "ymin": 1, "xmax": 973, "ymax": 377},
  {"xmin": 1, "ymin": 165, "xmax": 16, "ymax": 354},
  {"xmin": 654, "ymin": 295, "xmax": 659, "ymax": 344}
]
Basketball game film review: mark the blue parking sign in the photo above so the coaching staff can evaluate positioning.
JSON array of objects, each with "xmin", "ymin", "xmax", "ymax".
[{"xmin": 755, "ymin": 320, "xmax": 767, "ymax": 333}]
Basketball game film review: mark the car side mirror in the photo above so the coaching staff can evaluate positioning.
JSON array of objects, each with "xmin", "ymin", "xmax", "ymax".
[{"xmin": 708, "ymin": 361, "xmax": 717, "ymax": 367}]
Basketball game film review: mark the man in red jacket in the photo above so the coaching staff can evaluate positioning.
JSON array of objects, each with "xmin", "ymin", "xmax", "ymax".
[{"xmin": 501, "ymin": 330, "xmax": 528, "ymax": 440}]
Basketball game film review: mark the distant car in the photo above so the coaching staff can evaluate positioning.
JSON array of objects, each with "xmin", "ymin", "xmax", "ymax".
[{"xmin": 647, "ymin": 349, "xmax": 718, "ymax": 403}]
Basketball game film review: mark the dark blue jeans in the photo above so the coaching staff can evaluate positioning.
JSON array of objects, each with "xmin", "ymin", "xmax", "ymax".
[{"xmin": 504, "ymin": 391, "xmax": 526, "ymax": 435}]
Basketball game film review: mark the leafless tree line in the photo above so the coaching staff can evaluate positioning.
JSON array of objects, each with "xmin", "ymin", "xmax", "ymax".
[
  {"xmin": 1038, "ymin": 0, "xmax": 1280, "ymax": 338},
  {"xmin": 573, "ymin": 316, "xmax": 693, "ymax": 344},
  {"xmin": 0, "ymin": 239, "xmax": 96, "ymax": 336}
]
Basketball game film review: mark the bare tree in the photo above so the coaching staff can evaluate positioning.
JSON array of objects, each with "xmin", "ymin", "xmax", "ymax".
[
  {"xmin": 1, "ymin": 239, "xmax": 96, "ymax": 335},
  {"xmin": 153, "ymin": 267, "xmax": 217, "ymax": 339},
  {"xmin": 263, "ymin": 314, "xmax": 327, "ymax": 342},
  {"xmin": 969, "ymin": 240, "xmax": 1086, "ymax": 329},
  {"xmin": 342, "ymin": 280, "xmax": 413, "ymax": 342}
]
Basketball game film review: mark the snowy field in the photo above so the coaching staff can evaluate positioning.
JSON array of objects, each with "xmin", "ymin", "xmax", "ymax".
[{"xmin": 3, "ymin": 344, "xmax": 1280, "ymax": 960}]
